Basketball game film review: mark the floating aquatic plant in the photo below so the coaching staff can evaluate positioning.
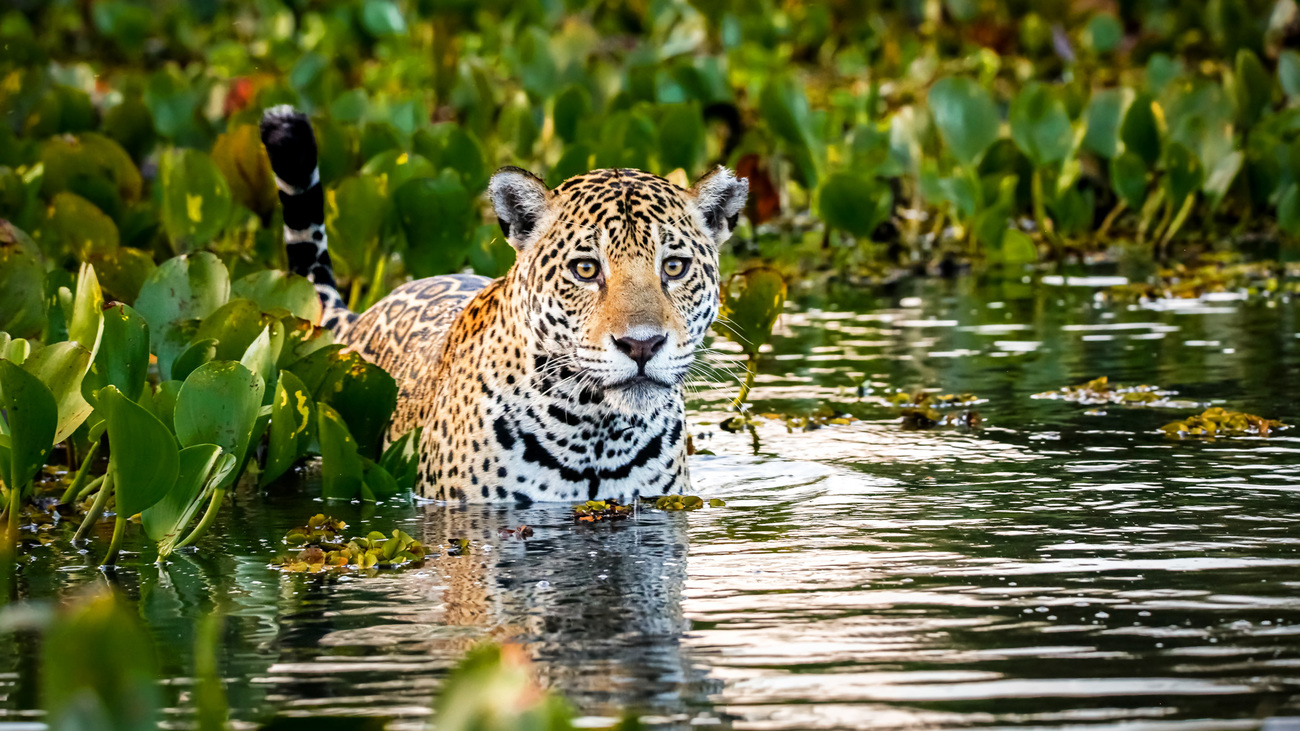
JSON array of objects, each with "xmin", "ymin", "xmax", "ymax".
[
  {"xmin": 572, "ymin": 500, "xmax": 633, "ymax": 523},
  {"xmin": 275, "ymin": 514, "xmax": 428, "ymax": 573},
  {"xmin": 1160, "ymin": 408, "xmax": 1287, "ymax": 439},
  {"xmin": 1033, "ymin": 376, "xmax": 1203, "ymax": 409}
]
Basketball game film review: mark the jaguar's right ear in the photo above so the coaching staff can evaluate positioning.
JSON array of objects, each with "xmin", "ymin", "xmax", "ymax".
[{"xmin": 489, "ymin": 166, "xmax": 553, "ymax": 251}]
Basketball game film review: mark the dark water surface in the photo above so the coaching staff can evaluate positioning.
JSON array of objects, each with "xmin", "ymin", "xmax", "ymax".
[{"xmin": 3, "ymin": 272, "xmax": 1300, "ymax": 730}]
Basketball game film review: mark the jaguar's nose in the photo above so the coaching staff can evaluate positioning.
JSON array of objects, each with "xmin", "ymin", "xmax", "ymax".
[{"xmin": 613, "ymin": 334, "xmax": 667, "ymax": 373}]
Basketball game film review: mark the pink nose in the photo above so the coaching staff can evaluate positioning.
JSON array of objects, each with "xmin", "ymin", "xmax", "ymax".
[{"xmin": 612, "ymin": 334, "xmax": 666, "ymax": 372}]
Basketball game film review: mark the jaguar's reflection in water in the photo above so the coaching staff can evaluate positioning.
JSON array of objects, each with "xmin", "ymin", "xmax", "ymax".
[{"xmin": 254, "ymin": 500, "xmax": 723, "ymax": 727}]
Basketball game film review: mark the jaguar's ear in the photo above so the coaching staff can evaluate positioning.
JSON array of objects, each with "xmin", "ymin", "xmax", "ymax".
[
  {"xmin": 690, "ymin": 166, "xmax": 749, "ymax": 245},
  {"xmin": 489, "ymin": 166, "xmax": 553, "ymax": 251}
]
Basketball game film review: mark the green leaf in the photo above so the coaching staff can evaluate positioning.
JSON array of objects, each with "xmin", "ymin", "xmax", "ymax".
[
  {"xmin": 1083, "ymin": 12, "xmax": 1122, "ymax": 54},
  {"xmin": 361, "ymin": 150, "xmax": 437, "ymax": 194},
  {"xmin": 0, "ymin": 359, "xmax": 58, "ymax": 494},
  {"xmin": 318, "ymin": 402, "xmax": 364, "ymax": 500},
  {"xmin": 325, "ymin": 175, "xmax": 390, "ymax": 275},
  {"xmin": 171, "ymin": 338, "xmax": 218, "ymax": 383},
  {"xmin": 38, "ymin": 192, "xmax": 119, "ymax": 262},
  {"xmin": 817, "ymin": 172, "xmax": 893, "ymax": 237},
  {"xmin": 378, "ymin": 426, "xmax": 422, "ymax": 493},
  {"xmin": 0, "ymin": 223, "xmax": 48, "ymax": 339},
  {"xmin": 99, "ymin": 385, "xmax": 179, "ymax": 516},
  {"xmin": 288, "ymin": 345, "xmax": 397, "ymax": 459},
  {"xmin": 158, "ymin": 148, "xmax": 233, "ymax": 252},
  {"xmin": 42, "ymin": 590, "xmax": 161, "ymax": 731},
  {"xmin": 211, "ymin": 124, "xmax": 276, "ymax": 222},
  {"xmin": 239, "ymin": 324, "xmax": 283, "ymax": 403},
  {"xmin": 553, "ymin": 85, "xmax": 592, "ymax": 145},
  {"xmin": 134, "ymin": 251, "xmax": 230, "ymax": 365},
  {"xmin": 658, "ymin": 102, "xmax": 706, "ymax": 175},
  {"xmin": 1204, "ymin": 150, "xmax": 1244, "ymax": 210},
  {"xmin": 67, "ymin": 262, "xmax": 105, "ymax": 360},
  {"xmin": 141, "ymin": 380, "xmax": 183, "ymax": 435},
  {"xmin": 362, "ymin": 459, "xmax": 400, "ymax": 501},
  {"xmin": 1000, "ymin": 229, "xmax": 1039, "ymax": 265},
  {"xmin": 396, "ymin": 171, "xmax": 475, "ymax": 279},
  {"xmin": 1121, "ymin": 93, "xmax": 1161, "ymax": 167},
  {"xmin": 927, "ymin": 77, "xmax": 1001, "ymax": 167},
  {"xmin": 1111, "ymin": 151, "xmax": 1150, "ymax": 209},
  {"xmin": 230, "ymin": 270, "xmax": 320, "ymax": 323},
  {"xmin": 1233, "ymin": 49, "xmax": 1272, "ymax": 129},
  {"xmin": 141, "ymin": 443, "xmax": 222, "ymax": 543},
  {"xmin": 1278, "ymin": 184, "xmax": 1300, "ymax": 236},
  {"xmin": 262, "ymin": 370, "xmax": 316, "ymax": 487},
  {"xmin": 89, "ymin": 246, "xmax": 156, "ymax": 304},
  {"xmin": 191, "ymin": 298, "xmax": 274, "ymax": 363},
  {"xmin": 173, "ymin": 361, "xmax": 264, "ymax": 489},
  {"xmin": 716, "ymin": 268, "xmax": 787, "ymax": 356},
  {"xmin": 82, "ymin": 302, "xmax": 150, "ymax": 404},
  {"xmin": 1280, "ymin": 50, "xmax": 1300, "ymax": 100},
  {"xmin": 546, "ymin": 144, "xmax": 593, "ymax": 188},
  {"xmin": 1010, "ymin": 83, "xmax": 1074, "ymax": 167},
  {"xmin": 1083, "ymin": 88, "xmax": 1131, "ymax": 160},
  {"xmin": 361, "ymin": 0, "xmax": 407, "ymax": 37},
  {"xmin": 1164, "ymin": 142, "xmax": 1204, "ymax": 203},
  {"xmin": 22, "ymin": 342, "xmax": 93, "ymax": 444}
]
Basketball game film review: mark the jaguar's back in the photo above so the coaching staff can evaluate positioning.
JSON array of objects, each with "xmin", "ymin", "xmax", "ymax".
[{"xmin": 261, "ymin": 107, "xmax": 747, "ymax": 503}]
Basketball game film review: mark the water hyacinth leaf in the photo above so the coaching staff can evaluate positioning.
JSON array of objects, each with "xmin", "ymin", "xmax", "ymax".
[
  {"xmin": 192, "ymin": 298, "xmax": 274, "ymax": 363},
  {"xmin": 1279, "ymin": 185, "xmax": 1300, "ymax": 236},
  {"xmin": 325, "ymin": 175, "xmax": 389, "ymax": 275},
  {"xmin": 717, "ymin": 268, "xmax": 787, "ymax": 356},
  {"xmin": 0, "ymin": 359, "xmax": 58, "ymax": 494},
  {"xmin": 1165, "ymin": 143, "xmax": 1204, "ymax": 203},
  {"xmin": 1204, "ymin": 151, "xmax": 1244, "ymax": 210},
  {"xmin": 360, "ymin": 150, "xmax": 437, "ymax": 194},
  {"xmin": 1233, "ymin": 49, "xmax": 1271, "ymax": 129},
  {"xmin": 317, "ymin": 402, "xmax": 364, "ymax": 500},
  {"xmin": 142, "ymin": 380, "xmax": 182, "ymax": 435},
  {"xmin": 1000, "ymin": 229, "xmax": 1038, "ymax": 265},
  {"xmin": 140, "ymin": 443, "xmax": 221, "ymax": 543},
  {"xmin": 211, "ymin": 123, "xmax": 276, "ymax": 222},
  {"xmin": 174, "ymin": 361, "xmax": 264, "ymax": 488},
  {"xmin": 361, "ymin": 459, "xmax": 400, "ymax": 501},
  {"xmin": 659, "ymin": 102, "xmax": 706, "ymax": 176},
  {"xmin": 288, "ymin": 345, "xmax": 397, "ymax": 458},
  {"xmin": 0, "ymin": 224, "xmax": 48, "ymax": 338},
  {"xmin": 37, "ymin": 132, "xmax": 142, "ymax": 204},
  {"xmin": 1083, "ymin": 12, "xmax": 1122, "ymax": 54},
  {"xmin": 262, "ymin": 370, "xmax": 315, "ymax": 487},
  {"xmin": 818, "ymin": 172, "xmax": 893, "ymax": 237},
  {"xmin": 39, "ymin": 192, "xmax": 119, "ymax": 262},
  {"xmin": 82, "ymin": 302, "xmax": 149, "ymax": 405},
  {"xmin": 42, "ymin": 590, "xmax": 162, "ymax": 731},
  {"xmin": 1121, "ymin": 94, "xmax": 1161, "ymax": 167},
  {"xmin": 1281, "ymin": 50, "xmax": 1300, "ymax": 100},
  {"xmin": 158, "ymin": 147, "xmax": 233, "ymax": 252},
  {"xmin": 1083, "ymin": 88, "xmax": 1131, "ymax": 159},
  {"xmin": 1111, "ymin": 151, "xmax": 1149, "ymax": 209},
  {"xmin": 89, "ymin": 246, "xmax": 156, "ymax": 304},
  {"xmin": 278, "ymin": 316, "xmax": 334, "ymax": 369},
  {"xmin": 22, "ymin": 342, "xmax": 93, "ymax": 444},
  {"xmin": 239, "ymin": 323, "xmax": 283, "ymax": 402},
  {"xmin": 99, "ymin": 385, "xmax": 179, "ymax": 516},
  {"xmin": 171, "ymin": 338, "xmax": 218, "ymax": 383},
  {"xmin": 361, "ymin": 0, "xmax": 406, "ymax": 37},
  {"xmin": 134, "ymin": 251, "xmax": 230, "ymax": 351},
  {"xmin": 547, "ymin": 143, "xmax": 593, "ymax": 188},
  {"xmin": 927, "ymin": 77, "xmax": 1001, "ymax": 167},
  {"xmin": 67, "ymin": 263, "xmax": 105, "ymax": 360},
  {"xmin": 378, "ymin": 426, "xmax": 421, "ymax": 493},
  {"xmin": 396, "ymin": 172, "xmax": 475, "ymax": 279},
  {"xmin": 553, "ymin": 84, "xmax": 591, "ymax": 144},
  {"xmin": 1010, "ymin": 83, "xmax": 1074, "ymax": 167}
]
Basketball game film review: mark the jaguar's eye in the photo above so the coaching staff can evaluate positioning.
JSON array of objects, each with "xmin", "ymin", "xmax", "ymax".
[
  {"xmin": 570, "ymin": 259, "xmax": 601, "ymax": 282},
  {"xmin": 662, "ymin": 257, "xmax": 690, "ymax": 280}
]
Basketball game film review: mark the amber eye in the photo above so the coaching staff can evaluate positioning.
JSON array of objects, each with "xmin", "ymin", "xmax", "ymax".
[
  {"xmin": 662, "ymin": 257, "xmax": 690, "ymax": 280},
  {"xmin": 570, "ymin": 259, "xmax": 601, "ymax": 282}
]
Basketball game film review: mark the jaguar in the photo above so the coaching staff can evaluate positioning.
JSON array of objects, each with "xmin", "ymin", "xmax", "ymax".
[{"xmin": 260, "ymin": 106, "xmax": 747, "ymax": 504}]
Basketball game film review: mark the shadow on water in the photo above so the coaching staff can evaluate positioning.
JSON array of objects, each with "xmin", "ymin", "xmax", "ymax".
[{"xmin": 3, "ymin": 272, "xmax": 1300, "ymax": 730}]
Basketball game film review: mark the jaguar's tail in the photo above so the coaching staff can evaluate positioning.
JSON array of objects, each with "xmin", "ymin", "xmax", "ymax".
[{"xmin": 259, "ymin": 105, "xmax": 354, "ymax": 332}]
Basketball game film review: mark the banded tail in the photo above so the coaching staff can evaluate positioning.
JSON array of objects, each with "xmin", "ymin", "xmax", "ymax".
[{"xmin": 259, "ymin": 105, "xmax": 354, "ymax": 332}]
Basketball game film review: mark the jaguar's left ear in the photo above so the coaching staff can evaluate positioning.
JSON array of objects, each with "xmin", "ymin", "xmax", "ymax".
[
  {"xmin": 489, "ymin": 166, "xmax": 554, "ymax": 252},
  {"xmin": 689, "ymin": 166, "xmax": 749, "ymax": 245}
]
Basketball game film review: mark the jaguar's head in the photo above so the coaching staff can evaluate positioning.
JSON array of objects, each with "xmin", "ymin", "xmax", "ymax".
[{"xmin": 490, "ymin": 167, "xmax": 747, "ymax": 413}]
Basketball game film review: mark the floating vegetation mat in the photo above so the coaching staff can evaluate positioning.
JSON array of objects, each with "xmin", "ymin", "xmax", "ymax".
[
  {"xmin": 1160, "ymin": 408, "xmax": 1288, "ymax": 439},
  {"xmin": 1105, "ymin": 261, "xmax": 1300, "ymax": 302},
  {"xmin": 899, "ymin": 407, "xmax": 982, "ymax": 430},
  {"xmin": 573, "ymin": 500, "xmax": 634, "ymax": 523},
  {"xmin": 1033, "ymin": 376, "xmax": 1203, "ymax": 409},
  {"xmin": 274, "ymin": 514, "xmax": 429, "ymax": 573},
  {"xmin": 644, "ymin": 495, "xmax": 726, "ymax": 511}
]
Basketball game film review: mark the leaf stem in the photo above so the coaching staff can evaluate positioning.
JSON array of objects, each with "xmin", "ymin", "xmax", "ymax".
[
  {"xmin": 73, "ymin": 470, "xmax": 114, "ymax": 544},
  {"xmin": 1095, "ymin": 200, "xmax": 1127, "ymax": 242},
  {"xmin": 5, "ymin": 480, "xmax": 21, "ymax": 555},
  {"xmin": 175, "ymin": 488, "xmax": 225, "ymax": 550},
  {"xmin": 100, "ymin": 513, "xmax": 126, "ymax": 566},
  {"xmin": 731, "ymin": 353, "xmax": 759, "ymax": 411},
  {"xmin": 75, "ymin": 474, "xmax": 106, "ymax": 502},
  {"xmin": 1159, "ymin": 194, "xmax": 1196, "ymax": 257},
  {"xmin": 59, "ymin": 439, "xmax": 100, "ymax": 504},
  {"xmin": 1031, "ymin": 169, "xmax": 1060, "ymax": 259}
]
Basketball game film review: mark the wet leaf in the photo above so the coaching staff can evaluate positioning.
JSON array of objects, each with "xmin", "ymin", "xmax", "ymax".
[
  {"xmin": 378, "ymin": 426, "xmax": 421, "ymax": 493},
  {"xmin": 262, "ymin": 370, "xmax": 315, "ymax": 487},
  {"xmin": 572, "ymin": 500, "xmax": 633, "ymax": 523},
  {"xmin": 82, "ymin": 302, "xmax": 149, "ymax": 405},
  {"xmin": 140, "ymin": 443, "xmax": 222, "ymax": 543},
  {"xmin": 174, "ymin": 361, "xmax": 264, "ymax": 489},
  {"xmin": 100, "ymin": 384, "xmax": 179, "ymax": 516},
  {"xmin": 317, "ymin": 402, "xmax": 364, "ymax": 500}
]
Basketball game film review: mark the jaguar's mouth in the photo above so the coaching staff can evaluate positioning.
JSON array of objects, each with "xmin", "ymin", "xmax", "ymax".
[{"xmin": 607, "ymin": 374, "xmax": 674, "ymax": 390}]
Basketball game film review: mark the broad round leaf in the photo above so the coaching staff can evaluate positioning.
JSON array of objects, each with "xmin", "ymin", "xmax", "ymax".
[
  {"xmin": 67, "ymin": 263, "xmax": 105, "ymax": 361},
  {"xmin": 141, "ymin": 443, "xmax": 222, "ymax": 543},
  {"xmin": 192, "ymin": 298, "xmax": 275, "ymax": 363},
  {"xmin": 325, "ymin": 175, "xmax": 390, "ymax": 275},
  {"xmin": 88, "ymin": 246, "xmax": 155, "ymax": 304},
  {"xmin": 1082, "ymin": 88, "xmax": 1131, "ymax": 160},
  {"xmin": 39, "ymin": 192, "xmax": 119, "ymax": 263},
  {"xmin": 0, "ymin": 359, "xmax": 58, "ymax": 493},
  {"xmin": 158, "ymin": 148, "xmax": 233, "ymax": 252},
  {"xmin": 928, "ymin": 77, "xmax": 1001, "ymax": 167},
  {"xmin": 716, "ymin": 268, "xmax": 787, "ymax": 356},
  {"xmin": 817, "ymin": 172, "xmax": 893, "ymax": 237},
  {"xmin": 0, "ymin": 223, "xmax": 48, "ymax": 338},
  {"xmin": 396, "ymin": 172, "xmax": 475, "ymax": 279},
  {"xmin": 262, "ymin": 370, "xmax": 316, "ymax": 487},
  {"xmin": 23, "ymin": 341, "xmax": 93, "ymax": 444},
  {"xmin": 231, "ymin": 271, "xmax": 321, "ymax": 323},
  {"xmin": 83, "ymin": 302, "xmax": 150, "ymax": 404},
  {"xmin": 134, "ymin": 251, "xmax": 230, "ymax": 355},
  {"xmin": 212, "ymin": 123, "xmax": 276, "ymax": 221},
  {"xmin": 659, "ymin": 102, "xmax": 706, "ymax": 176},
  {"xmin": 1111, "ymin": 151, "xmax": 1150, "ymax": 209},
  {"xmin": 1164, "ymin": 143, "xmax": 1204, "ymax": 202},
  {"xmin": 1121, "ymin": 94, "xmax": 1161, "ymax": 167},
  {"xmin": 1010, "ymin": 83, "xmax": 1073, "ymax": 167},
  {"xmin": 174, "ymin": 361, "xmax": 264, "ymax": 490},
  {"xmin": 553, "ymin": 84, "xmax": 592, "ymax": 144},
  {"xmin": 100, "ymin": 385, "xmax": 180, "ymax": 516}
]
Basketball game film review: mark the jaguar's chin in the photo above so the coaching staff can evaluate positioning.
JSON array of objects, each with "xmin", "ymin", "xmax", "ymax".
[{"xmin": 601, "ymin": 375, "xmax": 679, "ymax": 413}]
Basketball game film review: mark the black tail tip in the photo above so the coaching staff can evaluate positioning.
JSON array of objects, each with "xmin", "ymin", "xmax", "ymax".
[{"xmin": 260, "ymin": 105, "xmax": 318, "ymax": 191}]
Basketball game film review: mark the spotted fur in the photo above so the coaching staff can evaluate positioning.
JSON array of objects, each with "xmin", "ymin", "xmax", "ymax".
[{"xmin": 262, "ymin": 108, "xmax": 747, "ymax": 504}]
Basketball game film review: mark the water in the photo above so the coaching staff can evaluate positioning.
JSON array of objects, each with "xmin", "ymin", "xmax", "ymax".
[{"xmin": 3, "ymin": 270, "xmax": 1300, "ymax": 730}]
